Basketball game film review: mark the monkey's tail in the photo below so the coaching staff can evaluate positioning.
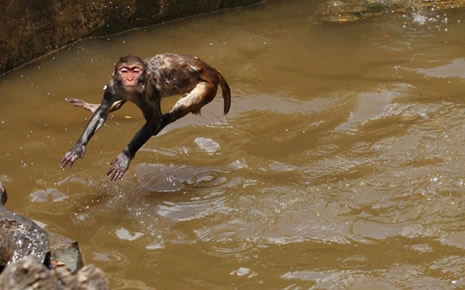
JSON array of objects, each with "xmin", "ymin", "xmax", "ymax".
[{"xmin": 218, "ymin": 71, "xmax": 231, "ymax": 115}]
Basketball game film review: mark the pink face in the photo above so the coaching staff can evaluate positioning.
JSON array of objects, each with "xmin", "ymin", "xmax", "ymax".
[{"xmin": 118, "ymin": 65, "xmax": 143, "ymax": 91}]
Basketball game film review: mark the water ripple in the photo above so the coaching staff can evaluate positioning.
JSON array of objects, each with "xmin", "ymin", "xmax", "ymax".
[{"xmin": 134, "ymin": 163, "xmax": 230, "ymax": 193}]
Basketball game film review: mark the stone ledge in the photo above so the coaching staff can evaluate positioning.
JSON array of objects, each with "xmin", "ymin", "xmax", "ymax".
[{"xmin": 0, "ymin": 0, "xmax": 264, "ymax": 75}]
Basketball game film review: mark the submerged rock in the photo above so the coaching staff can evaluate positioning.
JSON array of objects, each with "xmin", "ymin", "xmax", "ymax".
[
  {"xmin": 0, "ymin": 206, "xmax": 50, "ymax": 269},
  {"xmin": 0, "ymin": 182, "xmax": 6, "ymax": 206},
  {"xmin": 317, "ymin": 0, "xmax": 465, "ymax": 22}
]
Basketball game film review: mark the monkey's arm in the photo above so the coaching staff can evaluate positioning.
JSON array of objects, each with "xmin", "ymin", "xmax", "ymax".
[
  {"xmin": 107, "ymin": 101, "xmax": 167, "ymax": 181},
  {"xmin": 60, "ymin": 94, "xmax": 114, "ymax": 169},
  {"xmin": 107, "ymin": 121, "xmax": 161, "ymax": 180}
]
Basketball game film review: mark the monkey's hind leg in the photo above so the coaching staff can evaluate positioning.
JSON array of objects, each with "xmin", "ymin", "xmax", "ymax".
[
  {"xmin": 66, "ymin": 98, "xmax": 126, "ymax": 114},
  {"xmin": 164, "ymin": 82, "xmax": 217, "ymax": 124},
  {"xmin": 66, "ymin": 98, "xmax": 100, "ymax": 113}
]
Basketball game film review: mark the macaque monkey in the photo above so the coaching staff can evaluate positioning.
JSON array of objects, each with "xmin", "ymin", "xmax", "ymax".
[{"xmin": 60, "ymin": 53, "xmax": 231, "ymax": 181}]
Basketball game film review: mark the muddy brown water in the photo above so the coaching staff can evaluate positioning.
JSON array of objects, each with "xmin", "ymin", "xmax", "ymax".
[{"xmin": 2, "ymin": 0, "xmax": 465, "ymax": 288}]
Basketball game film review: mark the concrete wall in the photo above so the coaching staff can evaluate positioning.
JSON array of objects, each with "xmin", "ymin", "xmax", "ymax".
[{"xmin": 0, "ymin": 0, "xmax": 263, "ymax": 75}]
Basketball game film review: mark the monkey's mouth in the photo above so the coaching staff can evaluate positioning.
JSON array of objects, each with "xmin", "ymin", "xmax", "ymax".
[
  {"xmin": 123, "ymin": 84, "xmax": 138, "ymax": 93},
  {"xmin": 124, "ymin": 83, "xmax": 138, "ymax": 89}
]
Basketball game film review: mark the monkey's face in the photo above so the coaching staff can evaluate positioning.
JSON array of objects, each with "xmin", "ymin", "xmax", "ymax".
[{"xmin": 116, "ymin": 63, "xmax": 146, "ymax": 94}]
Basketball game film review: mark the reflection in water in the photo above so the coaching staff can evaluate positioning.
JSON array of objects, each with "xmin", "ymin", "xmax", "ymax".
[{"xmin": 2, "ymin": 0, "xmax": 465, "ymax": 288}]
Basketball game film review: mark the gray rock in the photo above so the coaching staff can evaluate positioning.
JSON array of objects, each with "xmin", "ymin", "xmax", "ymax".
[
  {"xmin": 48, "ymin": 231, "xmax": 84, "ymax": 273},
  {"xmin": 0, "ymin": 256, "xmax": 60, "ymax": 290},
  {"xmin": 0, "ymin": 184, "xmax": 109, "ymax": 289},
  {"xmin": 0, "ymin": 206, "xmax": 50, "ymax": 269},
  {"xmin": 63, "ymin": 264, "xmax": 110, "ymax": 290},
  {"xmin": 0, "ymin": 182, "xmax": 6, "ymax": 206},
  {"xmin": 0, "ymin": 256, "xmax": 109, "ymax": 290}
]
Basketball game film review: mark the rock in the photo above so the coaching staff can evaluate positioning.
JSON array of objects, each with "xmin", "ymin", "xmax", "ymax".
[
  {"xmin": 0, "ymin": 184, "xmax": 108, "ymax": 288},
  {"xmin": 51, "ymin": 264, "xmax": 110, "ymax": 290},
  {"xmin": 0, "ymin": 256, "xmax": 60, "ymax": 290},
  {"xmin": 48, "ymin": 231, "xmax": 84, "ymax": 273},
  {"xmin": 317, "ymin": 0, "xmax": 465, "ymax": 22},
  {"xmin": 0, "ymin": 182, "xmax": 6, "ymax": 206},
  {"xmin": 0, "ymin": 256, "xmax": 110, "ymax": 290},
  {"xmin": 0, "ymin": 206, "xmax": 50, "ymax": 269},
  {"xmin": 63, "ymin": 264, "xmax": 110, "ymax": 290}
]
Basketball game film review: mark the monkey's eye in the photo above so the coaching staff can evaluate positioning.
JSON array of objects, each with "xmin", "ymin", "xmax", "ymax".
[
  {"xmin": 119, "ymin": 67, "xmax": 129, "ymax": 74},
  {"xmin": 132, "ymin": 68, "xmax": 142, "ymax": 75}
]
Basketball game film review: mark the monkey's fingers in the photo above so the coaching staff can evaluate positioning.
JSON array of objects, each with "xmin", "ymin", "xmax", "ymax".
[
  {"xmin": 59, "ymin": 155, "xmax": 75, "ymax": 169},
  {"xmin": 107, "ymin": 169, "xmax": 120, "ymax": 181},
  {"xmin": 107, "ymin": 166, "xmax": 126, "ymax": 181},
  {"xmin": 60, "ymin": 150, "xmax": 83, "ymax": 169},
  {"xmin": 107, "ymin": 156, "xmax": 129, "ymax": 181}
]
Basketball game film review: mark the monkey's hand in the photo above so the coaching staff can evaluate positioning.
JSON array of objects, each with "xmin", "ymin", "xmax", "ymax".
[
  {"xmin": 60, "ymin": 144, "xmax": 87, "ymax": 169},
  {"xmin": 107, "ymin": 153, "xmax": 131, "ymax": 181}
]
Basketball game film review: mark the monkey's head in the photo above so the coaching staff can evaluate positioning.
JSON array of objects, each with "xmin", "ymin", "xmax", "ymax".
[{"xmin": 114, "ymin": 55, "xmax": 147, "ymax": 94}]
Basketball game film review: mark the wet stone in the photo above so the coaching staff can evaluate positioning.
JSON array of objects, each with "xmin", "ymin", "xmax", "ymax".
[
  {"xmin": 0, "ymin": 206, "xmax": 50, "ymax": 269},
  {"xmin": 0, "ymin": 256, "xmax": 60, "ymax": 290},
  {"xmin": 48, "ymin": 231, "xmax": 84, "ymax": 273},
  {"xmin": 0, "ymin": 182, "xmax": 6, "ymax": 206},
  {"xmin": 0, "ymin": 255, "xmax": 110, "ymax": 290},
  {"xmin": 63, "ymin": 264, "xmax": 110, "ymax": 290}
]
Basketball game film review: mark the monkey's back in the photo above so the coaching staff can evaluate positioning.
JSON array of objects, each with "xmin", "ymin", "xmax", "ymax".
[{"xmin": 145, "ymin": 53, "xmax": 219, "ymax": 97}]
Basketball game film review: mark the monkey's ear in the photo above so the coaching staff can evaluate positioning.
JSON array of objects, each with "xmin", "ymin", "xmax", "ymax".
[{"xmin": 112, "ymin": 62, "xmax": 118, "ymax": 76}]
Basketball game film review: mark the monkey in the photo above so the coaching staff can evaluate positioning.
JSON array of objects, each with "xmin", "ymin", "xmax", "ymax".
[{"xmin": 60, "ymin": 53, "xmax": 231, "ymax": 181}]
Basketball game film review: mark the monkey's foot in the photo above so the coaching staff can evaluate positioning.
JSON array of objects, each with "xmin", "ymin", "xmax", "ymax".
[
  {"xmin": 66, "ymin": 98, "xmax": 99, "ymax": 113},
  {"xmin": 107, "ymin": 154, "xmax": 131, "ymax": 181},
  {"xmin": 60, "ymin": 144, "xmax": 86, "ymax": 169}
]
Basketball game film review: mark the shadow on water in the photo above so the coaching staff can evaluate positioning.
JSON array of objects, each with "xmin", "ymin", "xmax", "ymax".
[{"xmin": 2, "ymin": 0, "xmax": 465, "ymax": 288}]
